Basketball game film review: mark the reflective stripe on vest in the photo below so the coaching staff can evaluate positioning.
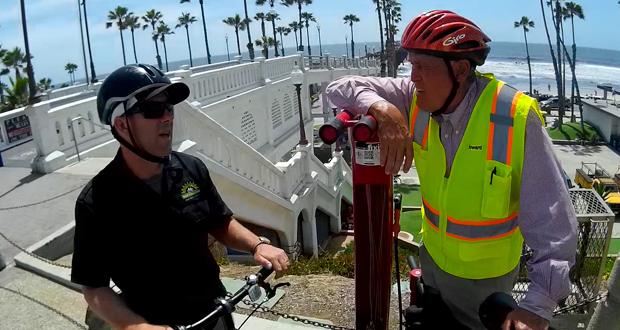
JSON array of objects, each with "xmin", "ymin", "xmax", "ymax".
[
  {"xmin": 446, "ymin": 213, "xmax": 519, "ymax": 241},
  {"xmin": 488, "ymin": 82, "xmax": 522, "ymax": 165},
  {"xmin": 411, "ymin": 104, "xmax": 430, "ymax": 148},
  {"xmin": 422, "ymin": 198, "xmax": 439, "ymax": 231}
]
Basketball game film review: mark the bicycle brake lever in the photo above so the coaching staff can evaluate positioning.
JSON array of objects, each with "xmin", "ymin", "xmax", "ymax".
[{"xmin": 261, "ymin": 282, "xmax": 291, "ymax": 299}]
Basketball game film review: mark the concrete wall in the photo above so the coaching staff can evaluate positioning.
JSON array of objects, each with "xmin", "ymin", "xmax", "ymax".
[{"xmin": 583, "ymin": 101, "xmax": 618, "ymax": 142}]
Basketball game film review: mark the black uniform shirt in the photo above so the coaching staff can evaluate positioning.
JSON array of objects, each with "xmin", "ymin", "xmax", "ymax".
[{"xmin": 71, "ymin": 151, "xmax": 233, "ymax": 325}]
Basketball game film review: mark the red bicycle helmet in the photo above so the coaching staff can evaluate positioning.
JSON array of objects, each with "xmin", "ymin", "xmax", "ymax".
[{"xmin": 401, "ymin": 10, "xmax": 491, "ymax": 66}]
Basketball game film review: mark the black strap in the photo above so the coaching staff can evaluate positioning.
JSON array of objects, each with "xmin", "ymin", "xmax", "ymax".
[
  {"xmin": 431, "ymin": 58, "xmax": 461, "ymax": 117},
  {"xmin": 111, "ymin": 127, "xmax": 170, "ymax": 165}
]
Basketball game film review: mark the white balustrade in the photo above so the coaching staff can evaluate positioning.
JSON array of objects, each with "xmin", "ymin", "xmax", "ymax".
[
  {"xmin": 264, "ymin": 55, "xmax": 300, "ymax": 80},
  {"xmin": 187, "ymin": 62, "xmax": 262, "ymax": 104},
  {"xmin": 310, "ymin": 154, "xmax": 330, "ymax": 187},
  {"xmin": 176, "ymin": 102, "xmax": 288, "ymax": 197}
]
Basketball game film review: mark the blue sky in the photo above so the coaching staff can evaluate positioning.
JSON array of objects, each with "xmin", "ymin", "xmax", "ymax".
[{"xmin": 1, "ymin": 0, "xmax": 619, "ymax": 84}]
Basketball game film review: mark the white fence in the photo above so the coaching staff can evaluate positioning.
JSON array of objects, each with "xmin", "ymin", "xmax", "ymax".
[{"xmin": 14, "ymin": 53, "xmax": 378, "ymax": 173}]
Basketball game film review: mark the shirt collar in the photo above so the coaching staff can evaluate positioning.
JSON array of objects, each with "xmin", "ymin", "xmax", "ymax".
[{"xmin": 434, "ymin": 76, "xmax": 489, "ymax": 126}]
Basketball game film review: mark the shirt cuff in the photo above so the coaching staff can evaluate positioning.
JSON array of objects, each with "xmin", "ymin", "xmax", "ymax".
[{"xmin": 518, "ymin": 289, "xmax": 558, "ymax": 321}]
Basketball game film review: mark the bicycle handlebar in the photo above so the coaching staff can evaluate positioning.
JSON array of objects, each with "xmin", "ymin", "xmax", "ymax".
[{"xmin": 172, "ymin": 267, "xmax": 275, "ymax": 330}]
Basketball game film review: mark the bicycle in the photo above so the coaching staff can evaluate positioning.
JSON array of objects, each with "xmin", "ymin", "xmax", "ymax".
[{"xmin": 171, "ymin": 267, "xmax": 289, "ymax": 330}]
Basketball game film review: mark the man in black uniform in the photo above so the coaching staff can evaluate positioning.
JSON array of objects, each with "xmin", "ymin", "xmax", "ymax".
[{"xmin": 71, "ymin": 64, "xmax": 289, "ymax": 330}]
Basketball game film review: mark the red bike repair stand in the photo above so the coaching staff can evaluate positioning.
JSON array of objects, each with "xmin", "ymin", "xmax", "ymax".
[{"xmin": 320, "ymin": 111, "xmax": 394, "ymax": 329}]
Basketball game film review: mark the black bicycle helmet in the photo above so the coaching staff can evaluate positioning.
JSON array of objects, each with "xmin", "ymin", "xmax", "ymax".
[{"xmin": 96, "ymin": 64, "xmax": 189, "ymax": 125}]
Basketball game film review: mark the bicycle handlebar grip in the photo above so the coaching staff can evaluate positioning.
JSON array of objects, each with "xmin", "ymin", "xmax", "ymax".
[
  {"xmin": 407, "ymin": 255, "xmax": 419, "ymax": 270},
  {"xmin": 319, "ymin": 110, "xmax": 352, "ymax": 144},
  {"xmin": 479, "ymin": 292, "xmax": 517, "ymax": 330},
  {"xmin": 352, "ymin": 115, "xmax": 378, "ymax": 142},
  {"xmin": 257, "ymin": 267, "xmax": 274, "ymax": 281}
]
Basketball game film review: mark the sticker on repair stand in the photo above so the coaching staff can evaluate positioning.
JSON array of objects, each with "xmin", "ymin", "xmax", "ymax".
[{"xmin": 355, "ymin": 142, "xmax": 381, "ymax": 166}]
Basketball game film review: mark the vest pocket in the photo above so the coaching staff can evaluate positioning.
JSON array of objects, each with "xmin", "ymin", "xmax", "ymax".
[{"xmin": 481, "ymin": 160, "xmax": 512, "ymax": 219}]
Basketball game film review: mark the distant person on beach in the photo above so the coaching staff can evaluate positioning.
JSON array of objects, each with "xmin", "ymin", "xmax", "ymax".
[
  {"xmin": 71, "ymin": 64, "xmax": 289, "ymax": 330},
  {"xmin": 548, "ymin": 83, "xmax": 551, "ymax": 92},
  {"xmin": 326, "ymin": 10, "xmax": 577, "ymax": 330}
]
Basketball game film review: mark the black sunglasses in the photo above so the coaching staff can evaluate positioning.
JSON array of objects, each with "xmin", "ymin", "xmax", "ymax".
[{"xmin": 127, "ymin": 102, "xmax": 174, "ymax": 119}]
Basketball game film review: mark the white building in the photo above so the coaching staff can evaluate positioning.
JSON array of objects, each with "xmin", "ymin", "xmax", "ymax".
[{"xmin": 582, "ymin": 97, "xmax": 620, "ymax": 146}]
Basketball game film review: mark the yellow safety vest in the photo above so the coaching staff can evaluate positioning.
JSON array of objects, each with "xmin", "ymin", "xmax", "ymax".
[{"xmin": 409, "ymin": 74, "xmax": 544, "ymax": 279}]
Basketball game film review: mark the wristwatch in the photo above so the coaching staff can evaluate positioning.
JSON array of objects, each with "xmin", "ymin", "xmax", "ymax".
[{"xmin": 251, "ymin": 236, "xmax": 271, "ymax": 255}]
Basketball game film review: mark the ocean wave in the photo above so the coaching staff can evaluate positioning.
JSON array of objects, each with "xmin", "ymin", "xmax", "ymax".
[{"xmin": 398, "ymin": 59, "xmax": 620, "ymax": 95}]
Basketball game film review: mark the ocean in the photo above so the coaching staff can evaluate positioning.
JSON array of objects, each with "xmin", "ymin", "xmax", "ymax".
[
  {"xmin": 392, "ymin": 41, "xmax": 620, "ymax": 96},
  {"xmin": 128, "ymin": 41, "xmax": 620, "ymax": 97}
]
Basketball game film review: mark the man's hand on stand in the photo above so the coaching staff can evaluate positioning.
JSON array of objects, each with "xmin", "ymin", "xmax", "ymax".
[{"xmin": 368, "ymin": 101, "xmax": 413, "ymax": 175}]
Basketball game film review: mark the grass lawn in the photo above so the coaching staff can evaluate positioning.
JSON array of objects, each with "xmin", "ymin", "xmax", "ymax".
[
  {"xmin": 609, "ymin": 238, "xmax": 620, "ymax": 256},
  {"xmin": 394, "ymin": 185, "xmax": 423, "ymax": 242},
  {"xmin": 546, "ymin": 121, "xmax": 601, "ymax": 141}
]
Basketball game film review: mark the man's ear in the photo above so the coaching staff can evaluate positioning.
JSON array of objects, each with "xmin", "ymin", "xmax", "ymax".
[
  {"xmin": 113, "ymin": 116, "xmax": 129, "ymax": 136},
  {"xmin": 452, "ymin": 60, "xmax": 472, "ymax": 83}
]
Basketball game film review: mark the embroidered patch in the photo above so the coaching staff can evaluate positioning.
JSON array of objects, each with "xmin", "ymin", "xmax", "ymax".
[{"xmin": 180, "ymin": 181, "xmax": 201, "ymax": 201}]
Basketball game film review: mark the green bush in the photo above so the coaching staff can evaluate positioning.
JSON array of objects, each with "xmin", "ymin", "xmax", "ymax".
[{"xmin": 284, "ymin": 240, "xmax": 418, "ymax": 282}]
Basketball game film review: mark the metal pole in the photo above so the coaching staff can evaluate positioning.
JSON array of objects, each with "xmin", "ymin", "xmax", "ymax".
[
  {"xmin": 225, "ymin": 35, "xmax": 230, "ymax": 61},
  {"xmin": 77, "ymin": 0, "xmax": 89, "ymax": 86},
  {"xmin": 71, "ymin": 117, "xmax": 82, "ymax": 162},
  {"xmin": 588, "ymin": 256, "xmax": 620, "ymax": 330},
  {"xmin": 317, "ymin": 25, "xmax": 323, "ymax": 57},
  {"xmin": 295, "ymin": 84, "xmax": 308, "ymax": 145}
]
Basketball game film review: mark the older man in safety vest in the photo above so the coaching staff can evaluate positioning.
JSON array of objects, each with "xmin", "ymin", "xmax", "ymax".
[{"xmin": 326, "ymin": 10, "xmax": 577, "ymax": 330}]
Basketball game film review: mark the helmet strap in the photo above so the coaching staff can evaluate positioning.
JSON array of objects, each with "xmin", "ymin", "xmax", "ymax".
[
  {"xmin": 111, "ymin": 125, "xmax": 170, "ymax": 165},
  {"xmin": 431, "ymin": 58, "xmax": 460, "ymax": 117}
]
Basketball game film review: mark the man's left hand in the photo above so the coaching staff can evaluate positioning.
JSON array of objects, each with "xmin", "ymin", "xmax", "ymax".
[
  {"xmin": 502, "ymin": 308, "xmax": 549, "ymax": 330},
  {"xmin": 253, "ymin": 244, "xmax": 290, "ymax": 272}
]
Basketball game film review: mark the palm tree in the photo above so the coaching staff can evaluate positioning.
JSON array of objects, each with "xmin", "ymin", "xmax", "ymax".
[
  {"xmin": 65, "ymin": 63, "xmax": 78, "ymax": 84},
  {"xmin": 37, "ymin": 78, "xmax": 52, "ymax": 92},
  {"xmin": 343, "ymin": 14, "xmax": 360, "ymax": 58},
  {"xmin": 20, "ymin": 0, "xmax": 38, "ymax": 103},
  {"xmin": 276, "ymin": 26, "xmax": 291, "ymax": 56},
  {"xmin": 266, "ymin": 12, "xmax": 281, "ymax": 57},
  {"xmin": 384, "ymin": 0, "xmax": 402, "ymax": 77},
  {"xmin": 125, "ymin": 14, "xmax": 141, "ymax": 63},
  {"xmin": 281, "ymin": 0, "xmax": 312, "ymax": 52},
  {"xmin": 242, "ymin": 0, "xmax": 255, "ymax": 60},
  {"xmin": 564, "ymin": 2, "xmax": 584, "ymax": 122},
  {"xmin": 4, "ymin": 77, "xmax": 29, "ymax": 110},
  {"xmin": 176, "ymin": 13, "xmax": 197, "ymax": 67},
  {"xmin": 2, "ymin": 47, "xmax": 27, "ymax": 80},
  {"xmin": 514, "ymin": 17, "xmax": 535, "ymax": 95},
  {"xmin": 106, "ymin": 6, "xmax": 129, "ymax": 65},
  {"xmin": 255, "ymin": 12, "xmax": 268, "ymax": 58},
  {"xmin": 540, "ymin": 0, "xmax": 564, "ymax": 126},
  {"xmin": 256, "ymin": 0, "xmax": 276, "ymax": 6},
  {"xmin": 300, "ymin": 12, "xmax": 315, "ymax": 56},
  {"xmin": 142, "ymin": 9, "xmax": 164, "ymax": 70},
  {"xmin": 156, "ymin": 22, "xmax": 174, "ymax": 71},
  {"xmin": 81, "ymin": 0, "xmax": 97, "ymax": 83},
  {"xmin": 0, "ymin": 47, "xmax": 8, "ymax": 104},
  {"xmin": 373, "ymin": 0, "xmax": 386, "ymax": 76},
  {"xmin": 289, "ymin": 21, "xmax": 301, "ymax": 50},
  {"xmin": 223, "ymin": 14, "xmax": 247, "ymax": 56},
  {"xmin": 180, "ymin": 0, "xmax": 212, "ymax": 64},
  {"xmin": 255, "ymin": 36, "xmax": 275, "ymax": 58}
]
